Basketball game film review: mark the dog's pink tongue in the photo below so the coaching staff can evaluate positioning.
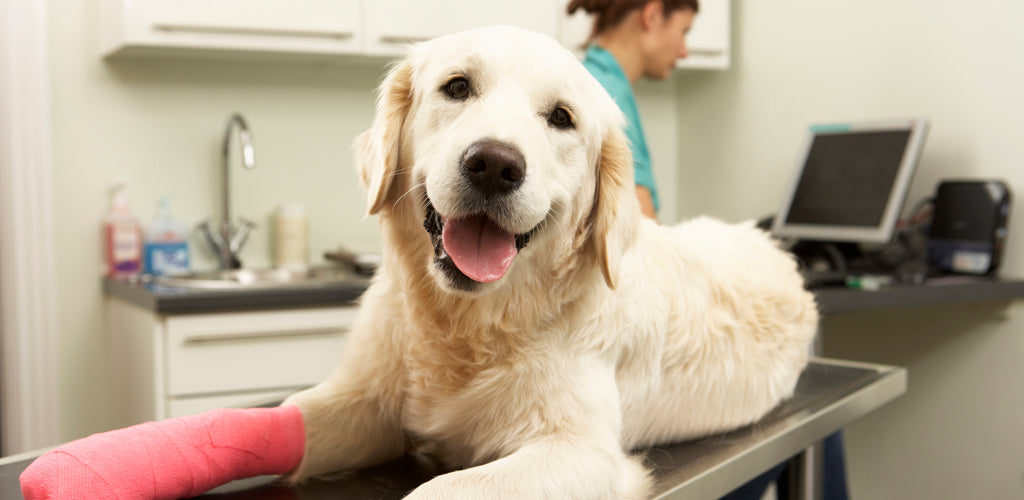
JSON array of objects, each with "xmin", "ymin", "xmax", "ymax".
[{"xmin": 442, "ymin": 215, "xmax": 517, "ymax": 283}]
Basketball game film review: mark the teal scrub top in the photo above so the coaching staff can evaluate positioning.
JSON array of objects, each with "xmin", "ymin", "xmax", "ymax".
[{"xmin": 581, "ymin": 44, "xmax": 659, "ymax": 213}]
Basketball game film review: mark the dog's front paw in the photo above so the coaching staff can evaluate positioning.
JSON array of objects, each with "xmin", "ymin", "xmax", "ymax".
[
  {"xmin": 403, "ymin": 475, "xmax": 455, "ymax": 500},
  {"xmin": 403, "ymin": 479, "xmax": 449, "ymax": 500},
  {"xmin": 404, "ymin": 469, "xmax": 519, "ymax": 500}
]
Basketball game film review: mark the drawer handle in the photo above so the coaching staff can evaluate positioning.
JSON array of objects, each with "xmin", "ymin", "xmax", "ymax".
[
  {"xmin": 153, "ymin": 23, "xmax": 356, "ymax": 40},
  {"xmin": 379, "ymin": 35, "xmax": 431, "ymax": 45},
  {"xmin": 687, "ymin": 48, "xmax": 725, "ymax": 56},
  {"xmin": 183, "ymin": 326, "xmax": 347, "ymax": 344}
]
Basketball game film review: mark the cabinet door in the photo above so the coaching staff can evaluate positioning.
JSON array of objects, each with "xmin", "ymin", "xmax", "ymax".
[
  {"xmin": 364, "ymin": 0, "xmax": 561, "ymax": 56},
  {"xmin": 560, "ymin": 0, "xmax": 593, "ymax": 58},
  {"xmin": 677, "ymin": 0, "xmax": 730, "ymax": 69},
  {"xmin": 109, "ymin": 0, "xmax": 362, "ymax": 57}
]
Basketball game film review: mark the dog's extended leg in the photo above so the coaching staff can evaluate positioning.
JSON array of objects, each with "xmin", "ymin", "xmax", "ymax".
[{"xmin": 283, "ymin": 301, "xmax": 408, "ymax": 482}]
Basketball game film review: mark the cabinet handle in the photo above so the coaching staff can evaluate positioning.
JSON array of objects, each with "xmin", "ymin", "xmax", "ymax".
[
  {"xmin": 687, "ymin": 48, "xmax": 725, "ymax": 56},
  {"xmin": 153, "ymin": 23, "xmax": 355, "ymax": 40},
  {"xmin": 183, "ymin": 326, "xmax": 347, "ymax": 344},
  {"xmin": 379, "ymin": 35, "xmax": 431, "ymax": 45}
]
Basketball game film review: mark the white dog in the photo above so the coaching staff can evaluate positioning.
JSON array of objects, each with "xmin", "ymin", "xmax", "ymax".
[{"xmin": 284, "ymin": 26, "xmax": 818, "ymax": 499}]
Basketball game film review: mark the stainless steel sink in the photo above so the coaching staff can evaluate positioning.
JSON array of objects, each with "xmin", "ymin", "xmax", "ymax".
[{"xmin": 155, "ymin": 266, "xmax": 360, "ymax": 290}]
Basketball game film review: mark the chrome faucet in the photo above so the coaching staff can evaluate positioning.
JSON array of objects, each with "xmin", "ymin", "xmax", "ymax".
[{"xmin": 199, "ymin": 113, "xmax": 257, "ymax": 269}]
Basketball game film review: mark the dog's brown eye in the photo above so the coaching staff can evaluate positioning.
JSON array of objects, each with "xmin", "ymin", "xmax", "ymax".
[
  {"xmin": 443, "ymin": 77, "xmax": 470, "ymax": 99},
  {"xmin": 548, "ymin": 106, "xmax": 574, "ymax": 129}
]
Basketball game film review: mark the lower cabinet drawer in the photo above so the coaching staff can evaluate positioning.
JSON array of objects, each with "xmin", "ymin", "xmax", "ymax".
[{"xmin": 164, "ymin": 307, "xmax": 355, "ymax": 396}]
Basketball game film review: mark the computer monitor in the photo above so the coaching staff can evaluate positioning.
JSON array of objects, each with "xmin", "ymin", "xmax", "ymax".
[{"xmin": 771, "ymin": 118, "xmax": 930, "ymax": 244}]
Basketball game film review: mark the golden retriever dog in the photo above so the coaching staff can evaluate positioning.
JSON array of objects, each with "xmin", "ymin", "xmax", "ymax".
[{"xmin": 284, "ymin": 26, "xmax": 818, "ymax": 499}]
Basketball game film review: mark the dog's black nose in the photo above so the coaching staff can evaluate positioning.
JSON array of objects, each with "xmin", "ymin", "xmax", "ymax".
[{"xmin": 461, "ymin": 140, "xmax": 526, "ymax": 195}]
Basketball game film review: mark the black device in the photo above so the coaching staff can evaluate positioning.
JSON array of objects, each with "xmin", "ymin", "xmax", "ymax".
[{"xmin": 927, "ymin": 180, "xmax": 1011, "ymax": 275}]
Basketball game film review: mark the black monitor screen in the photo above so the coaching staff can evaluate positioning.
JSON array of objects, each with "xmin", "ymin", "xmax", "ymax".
[{"xmin": 783, "ymin": 130, "xmax": 911, "ymax": 227}]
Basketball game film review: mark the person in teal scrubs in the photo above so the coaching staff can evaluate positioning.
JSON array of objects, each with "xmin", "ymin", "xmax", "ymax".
[
  {"xmin": 571, "ymin": 7, "xmax": 852, "ymax": 500},
  {"xmin": 567, "ymin": 0, "xmax": 698, "ymax": 220}
]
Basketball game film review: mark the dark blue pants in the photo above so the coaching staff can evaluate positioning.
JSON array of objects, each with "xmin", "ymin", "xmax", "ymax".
[{"xmin": 719, "ymin": 432, "xmax": 848, "ymax": 500}]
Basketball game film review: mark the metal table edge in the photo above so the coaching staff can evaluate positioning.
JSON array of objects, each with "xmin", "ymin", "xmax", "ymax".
[{"xmin": 652, "ymin": 358, "xmax": 907, "ymax": 500}]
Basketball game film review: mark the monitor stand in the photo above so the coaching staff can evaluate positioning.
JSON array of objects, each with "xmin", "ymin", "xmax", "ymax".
[{"xmin": 791, "ymin": 241, "xmax": 862, "ymax": 286}]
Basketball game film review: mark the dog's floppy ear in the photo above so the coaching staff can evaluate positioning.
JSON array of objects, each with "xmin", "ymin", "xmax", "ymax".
[
  {"xmin": 592, "ymin": 127, "xmax": 640, "ymax": 289},
  {"xmin": 356, "ymin": 59, "xmax": 414, "ymax": 216}
]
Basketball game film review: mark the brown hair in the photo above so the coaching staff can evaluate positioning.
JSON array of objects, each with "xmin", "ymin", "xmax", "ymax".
[{"xmin": 567, "ymin": 0, "xmax": 699, "ymax": 43}]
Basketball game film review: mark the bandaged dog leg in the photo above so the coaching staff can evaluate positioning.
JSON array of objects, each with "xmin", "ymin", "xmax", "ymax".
[{"xmin": 20, "ymin": 405, "xmax": 304, "ymax": 500}]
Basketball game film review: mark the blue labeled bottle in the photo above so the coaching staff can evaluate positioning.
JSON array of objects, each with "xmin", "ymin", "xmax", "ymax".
[{"xmin": 144, "ymin": 196, "xmax": 190, "ymax": 276}]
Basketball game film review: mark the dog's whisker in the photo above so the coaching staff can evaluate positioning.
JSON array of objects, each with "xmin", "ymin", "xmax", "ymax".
[{"xmin": 393, "ymin": 178, "xmax": 427, "ymax": 210}]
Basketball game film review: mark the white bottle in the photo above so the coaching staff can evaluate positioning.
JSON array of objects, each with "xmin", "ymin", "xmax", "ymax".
[{"xmin": 274, "ymin": 203, "xmax": 308, "ymax": 269}]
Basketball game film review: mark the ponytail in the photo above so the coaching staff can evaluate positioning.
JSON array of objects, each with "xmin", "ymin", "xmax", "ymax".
[{"xmin": 567, "ymin": 0, "xmax": 699, "ymax": 44}]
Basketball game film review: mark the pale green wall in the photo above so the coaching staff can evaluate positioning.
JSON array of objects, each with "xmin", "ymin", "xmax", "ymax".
[
  {"xmin": 51, "ymin": 0, "xmax": 386, "ymax": 440},
  {"xmin": 674, "ymin": 2, "xmax": 1024, "ymax": 497}
]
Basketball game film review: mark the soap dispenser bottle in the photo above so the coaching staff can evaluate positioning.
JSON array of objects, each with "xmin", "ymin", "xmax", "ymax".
[
  {"xmin": 144, "ymin": 195, "xmax": 190, "ymax": 276},
  {"xmin": 104, "ymin": 180, "xmax": 142, "ymax": 278}
]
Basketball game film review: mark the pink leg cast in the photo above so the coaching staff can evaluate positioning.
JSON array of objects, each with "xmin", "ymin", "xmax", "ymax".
[{"xmin": 20, "ymin": 405, "xmax": 304, "ymax": 500}]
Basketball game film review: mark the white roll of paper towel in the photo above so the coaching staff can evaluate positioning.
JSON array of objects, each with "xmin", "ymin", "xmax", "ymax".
[{"xmin": 274, "ymin": 203, "xmax": 308, "ymax": 269}]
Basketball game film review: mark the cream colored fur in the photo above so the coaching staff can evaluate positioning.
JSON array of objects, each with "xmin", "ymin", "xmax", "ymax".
[{"xmin": 283, "ymin": 26, "xmax": 818, "ymax": 499}]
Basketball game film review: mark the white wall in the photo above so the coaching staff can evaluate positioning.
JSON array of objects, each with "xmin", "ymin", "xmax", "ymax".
[
  {"xmin": 675, "ymin": 1, "xmax": 1024, "ymax": 498},
  {"xmin": 637, "ymin": 77, "xmax": 682, "ymax": 223}
]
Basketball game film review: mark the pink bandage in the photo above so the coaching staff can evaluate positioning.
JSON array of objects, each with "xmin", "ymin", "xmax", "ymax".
[{"xmin": 20, "ymin": 405, "xmax": 305, "ymax": 500}]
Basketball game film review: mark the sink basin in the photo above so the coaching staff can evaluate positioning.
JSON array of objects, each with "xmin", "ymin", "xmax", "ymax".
[{"xmin": 155, "ymin": 266, "xmax": 360, "ymax": 290}]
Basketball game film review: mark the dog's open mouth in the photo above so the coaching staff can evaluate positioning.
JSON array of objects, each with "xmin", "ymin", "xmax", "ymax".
[{"xmin": 424, "ymin": 201, "xmax": 534, "ymax": 285}]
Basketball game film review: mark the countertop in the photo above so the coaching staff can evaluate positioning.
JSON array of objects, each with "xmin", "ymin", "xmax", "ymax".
[
  {"xmin": 812, "ymin": 275, "xmax": 1024, "ymax": 315},
  {"xmin": 0, "ymin": 358, "xmax": 906, "ymax": 500},
  {"xmin": 103, "ymin": 272, "xmax": 371, "ymax": 314},
  {"xmin": 104, "ymin": 272, "xmax": 1024, "ymax": 317}
]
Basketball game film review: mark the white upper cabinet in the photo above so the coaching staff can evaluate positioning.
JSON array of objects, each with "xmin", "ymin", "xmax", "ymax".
[
  {"xmin": 100, "ymin": 0, "xmax": 729, "ymax": 70},
  {"xmin": 680, "ymin": 0, "xmax": 730, "ymax": 70},
  {"xmin": 100, "ymin": 0, "xmax": 362, "ymax": 58},
  {"xmin": 363, "ymin": 0, "xmax": 561, "ymax": 56},
  {"xmin": 560, "ymin": 2, "xmax": 596, "ymax": 58},
  {"xmin": 560, "ymin": 0, "xmax": 731, "ymax": 70}
]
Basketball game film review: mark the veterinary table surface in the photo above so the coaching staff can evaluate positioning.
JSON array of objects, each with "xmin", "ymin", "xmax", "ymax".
[{"xmin": 0, "ymin": 358, "xmax": 905, "ymax": 500}]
